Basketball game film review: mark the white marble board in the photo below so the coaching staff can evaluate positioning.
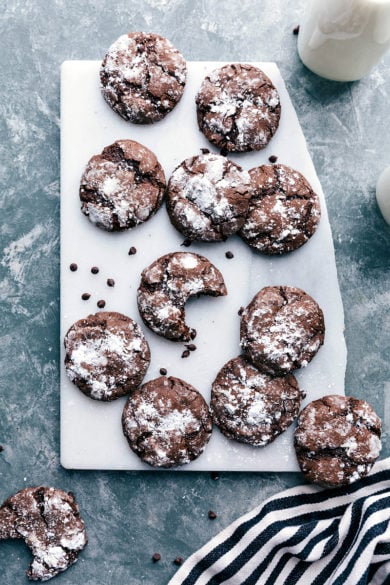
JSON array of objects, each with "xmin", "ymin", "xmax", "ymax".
[{"xmin": 60, "ymin": 61, "xmax": 347, "ymax": 471}]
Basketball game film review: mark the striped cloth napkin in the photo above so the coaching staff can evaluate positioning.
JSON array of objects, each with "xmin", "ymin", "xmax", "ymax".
[{"xmin": 169, "ymin": 458, "xmax": 390, "ymax": 585}]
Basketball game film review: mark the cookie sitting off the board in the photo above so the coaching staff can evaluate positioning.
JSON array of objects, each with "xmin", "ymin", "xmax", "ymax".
[
  {"xmin": 196, "ymin": 63, "xmax": 281, "ymax": 153},
  {"xmin": 0, "ymin": 487, "xmax": 87, "ymax": 581},
  {"xmin": 100, "ymin": 32, "xmax": 187, "ymax": 123},
  {"xmin": 294, "ymin": 395, "xmax": 382, "ymax": 487},
  {"xmin": 137, "ymin": 252, "xmax": 227, "ymax": 341},
  {"xmin": 240, "ymin": 286, "xmax": 325, "ymax": 375}
]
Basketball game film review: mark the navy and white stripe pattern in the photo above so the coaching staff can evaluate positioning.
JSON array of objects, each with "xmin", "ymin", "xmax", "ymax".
[{"xmin": 169, "ymin": 458, "xmax": 390, "ymax": 585}]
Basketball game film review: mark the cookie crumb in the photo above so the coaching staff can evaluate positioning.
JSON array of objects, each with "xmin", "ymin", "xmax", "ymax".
[
  {"xmin": 208, "ymin": 510, "xmax": 217, "ymax": 520},
  {"xmin": 97, "ymin": 300, "xmax": 106, "ymax": 308},
  {"xmin": 181, "ymin": 349, "xmax": 190, "ymax": 359},
  {"xmin": 238, "ymin": 306, "xmax": 244, "ymax": 316},
  {"xmin": 293, "ymin": 25, "xmax": 300, "ymax": 35},
  {"xmin": 181, "ymin": 238, "xmax": 192, "ymax": 247},
  {"xmin": 69, "ymin": 263, "xmax": 78, "ymax": 272},
  {"xmin": 107, "ymin": 278, "xmax": 115, "ymax": 287},
  {"xmin": 268, "ymin": 155, "xmax": 278, "ymax": 163},
  {"xmin": 152, "ymin": 553, "xmax": 161, "ymax": 563},
  {"xmin": 128, "ymin": 246, "xmax": 137, "ymax": 255},
  {"xmin": 174, "ymin": 556, "xmax": 184, "ymax": 566},
  {"xmin": 200, "ymin": 148, "xmax": 210, "ymax": 154},
  {"xmin": 225, "ymin": 251, "xmax": 234, "ymax": 259},
  {"xmin": 210, "ymin": 471, "xmax": 219, "ymax": 480},
  {"xmin": 81, "ymin": 293, "xmax": 91, "ymax": 301},
  {"xmin": 159, "ymin": 368, "xmax": 167, "ymax": 376},
  {"xmin": 185, "ymin": 343, "xmax": 196, "ymax": 352},
  {"xmin": 190, "ymin": 329, "xmax": 197, "ymax": 340},
  {"xmin": 91, "ymin": 266, "xmax": 99, "ymax": 274}
]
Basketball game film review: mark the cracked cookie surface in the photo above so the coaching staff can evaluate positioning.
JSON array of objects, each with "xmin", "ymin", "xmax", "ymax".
[
  {"xmin": 0, "ymin": 486, "xmax": 87, "ymax": 581},
  {"xmin": 64, "ymin": 311, "xmax": 150, "ymax": 401},
  {"xmin": 137, "ymin": 252, "xmax": 227, "ymax": 341},
  {"xmin": 211, "ymin": 356, "xmax": 304, "ymax": 446},
  {"xmin": 100, "ymin": 32, "xmax": 187, "ymax": 123},
  {"xmin": 240, "ymin": 164, "xmax": 321, "ymax": 254},
  {"xmin": 79, "ymin": 139, "xmax": 166, "ymax": 231},
  {"xmin": 196, "ymin": 63, "xmax": 281, "ymax": 153},
  {"xmin": 122, "ymin": 376, "xmax": 212, "ymax": 467},
  {"xmin": 166, "ymin": 152, "xmax": 252, "ymax": 241},
  {"xmin": 294, "ymin": 395, "xmax": 382, "ymax": 487},
  {"xmin": 240, "ymin": 286, "xmax": 325, "ymax": 375}
]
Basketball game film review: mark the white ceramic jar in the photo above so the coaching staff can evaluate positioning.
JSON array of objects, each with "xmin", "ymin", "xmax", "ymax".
[
  {"xmin": 376, "ymin": 165, "xmax": 390, "ymax": 225},
  {"xmin": 298, "ymin": 0, "xmax": 390, "ymax": 81}
]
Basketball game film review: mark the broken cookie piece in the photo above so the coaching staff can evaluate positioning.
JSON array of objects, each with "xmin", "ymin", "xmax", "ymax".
[{"xmin": 0, "ymin": 486, "xmax": 87, "ymax": 581}]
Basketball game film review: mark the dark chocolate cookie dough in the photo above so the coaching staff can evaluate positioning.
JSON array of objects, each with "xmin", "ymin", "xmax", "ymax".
[
  {"xmin": 122, "ymin": 376, "xmax": 212, "ymax": 467},
  {"xmin": 137, "ymin": 252, "xmax": 227, "ymax": 341},
  {"xmin": 211, "ymin": 356, "xmax": 304, "ymax": 446},
  {"xmin": 100, "ymin": 32, "xmax": 187, "ymax": 123},
  {"xmin": 166, "ymin": 152, "xmax": 252, "ymax": 241},
  {"xmin": 64, "ymin": 311, "xmax": 150, "ymax": 401},
  {"xmin": 240, "ymin": 164, "xmax": 321, "ymax": 254},
  {"xmin": 0, "ymin": 487, "xmax": 87, "ymax": 582},
  {"xmin": 240, "ymin": 286, "xmax": 325, "ymax": 375},
  {"xmin": 294, "ymin": 395, "xmax": 382, "ymax": 487},
  {"xmin": 79, "ymin": 139, "xmax": 166, "ymax": 231},
  {"xmin": 196, "ymin": 63, "xmax": 281, "ymax": 153}
]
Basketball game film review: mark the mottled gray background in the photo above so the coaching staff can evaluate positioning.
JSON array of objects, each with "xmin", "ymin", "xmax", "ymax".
[{"xmin": 0, "ymin": 1, "xmax": 389, "ymax": 584}]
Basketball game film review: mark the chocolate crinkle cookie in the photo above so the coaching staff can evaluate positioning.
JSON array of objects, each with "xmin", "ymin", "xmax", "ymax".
[
  {"xmin": 100, "ymin": 32, "xmax": 187, "ymax": 123},
  {"xmin": 79, "ymin": 139, "xmax": 166, "ymax": 231},
  {"xmin": 240, "ymin": 286, "xmax": 325, "ymax": 375},
  {"xmin": 122, "ymin": 376, "xmax": 212, "ymax": 468},
  {"xmin": 211, "ymin": 356, "xmax": 304, "ymax": 446},
  {"xmin": 196, "ymin": 63, "xmax": 281, "ymax": 153},
  {"xmin": 166, "ymin": 152, "xmax": 252, "ymax": 242},
  {"xmin": 137, "ymin": 252, "xmax": 227, "ymax": 341},
  {"xmin": 240, "ymin": 164, "xmax": 321, "ymax": 254},
  {"xmin": 64, "ymin": 311, "xmax": 150, "ymax": 401},
  {"xmin": 0, "ymin": 487, "xmax": 87, "ymax": 581},
  {"xmin": 294, "ymin": 395, "xmax": 382, "ymax": 487}
]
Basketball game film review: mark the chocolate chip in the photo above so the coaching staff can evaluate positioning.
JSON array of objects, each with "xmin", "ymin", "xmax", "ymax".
[
  {"xmin": 81, "ymin": 293, "xmax": 91, "ymax": 300},
  {"xmin": 181, "ymin": 238, "xmax": 192, "ymax": 247},
  {"xmin": 225, "ymin": 251, "xmax": 234, "ymax": 259},
  {"xmin": 159, "ymin": 368, "xmax": 167, "ymax": 376},
  {"xmin": 174, "ymin": 556, "xmax": 184, "ymax": 566},
  {"xmin": 185, "ymin": 343, "xmax": 196, "ymax": 351},
  {"xmin": 268, "ymin": 155, "xmax": 278, "ymax": 163},
  {"xmin": 69, "ymin": 263, "xmax": 78, "ymax": 272},
  {"xmin": 238, "ymin": 306, "xmax": 244, "ymax": 316},
  {"xmin": 210, "ymin": 471, "xmax": 220, "ymax": 480},
  {"xmin": 91, "ymin": 266, "xmax": 99, "ymax": 274},
  {"xmin": 293, "ymin": 25, "xmax": 300, "ymax": 35},
  {"xmin": 208, "ymin": 510, "xmax": 217, "ymax": 520},
  {"xmin": 128, "ymin": 246, "xmax": 137, "ymax": 255},
  {"xmin": 181, "ymin": 349, "xmax": 190, "ymax": 358},
  {"xmin": 107, "ymin": 278, "xmax": 115, "ymax": 287},
  {"xmin": 0, "ymin": 445, "xmax": 3, "ymax": 453},
  {"xmin": 220, "ymin": 147, "xmax": 228, "ymax": 156},
  {"xmin": 152, "ymin": 553, "xmax": 161, "ymax": 563},
  {"xmin": 190, "ymin": 329, "xmax": 197, "ymax": 340},
  {"xmin": 97, "ymin": 300, "xmax": 106, "ymax": 308},
  {"xmin": 200, "ymin": 148, "xmax": 210, "ymax": 154}
]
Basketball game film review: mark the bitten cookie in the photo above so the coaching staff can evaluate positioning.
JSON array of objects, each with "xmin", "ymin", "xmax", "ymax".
[
  {"xmin": 122, "ymin": 376, "xmax": 212, "ymax": 467},
  {"xmin": 64, "ymin": 311, "xmax": 150, "ymax": 401},
  {"xmin": 294, "ymin": 395, "xmax": 382, "ymax": 487},
  {"xmin": 137, "ymin": 252, "xmax": 227, "ymax": 341},
  {"xmin": 166, "ymin": 152, "xmax": 252, "ymax": 241},
  {"xmin": 0, "ymin": 487, "xmax": 87, "ymax": 582},
  {"xmin": 79, "ymin": 139, "xmax": 166, "ymax": 231},
  {"xmin": 240, "ymin": 286, "xmax": 325, "ymax": 375},
  {"xmin": 240, "ymin": 164, "xmax": 321, "ymax": 254},
  {"xmin": 211, "ymin": 356, "xmax": 304, "ymax": 446},
  {"xmin": 196, "ymin": 63, "xmax": 281, "ymax": 153},
  {"xmin": 100, "ymin": 32, "xmax": 187, "ymax": 123}
]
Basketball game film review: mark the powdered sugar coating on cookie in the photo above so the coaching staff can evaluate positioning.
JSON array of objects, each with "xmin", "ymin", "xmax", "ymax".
[
  {"xmin": 196, "ymin": 63, "xmax": 281, "ymax": 153},
  {"xmin": 137, "ymin": 252, "xmax": 227, "ymax": 341},
  {"xmin": 100, "ymin": 32, "xmax": 187, "ymax": 123},
  {"xmin": 0, "ymin": 487, "xmax": 87, "ymax": 581},
  {"xmin": 240, "ymin": 286, "xmax": 325, "ymax": 375},
  {"xmin": 79, "ymin": 139, "xmax": 166, "ymax": 231},
  {"xmin": 166, "ymin": 152, "xmax": 252, "ymax": 241},
  {"xmin": 211, "ymin": 356, "xmax": 304, "ymax": 446},
  {"xmin": 240, "ymin": 164, "xmax": 321, "ymax": 254},
  {"xmin": 64, "ymin": 311, "xmax": 150, "ymax": 401},
  {"xmin": 294, "ymin": 395, "xmax": 382, "ymax": 487},
  {"xmin": 122, "ymin": 376, "xmax": 212, "ymax": 467}
]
